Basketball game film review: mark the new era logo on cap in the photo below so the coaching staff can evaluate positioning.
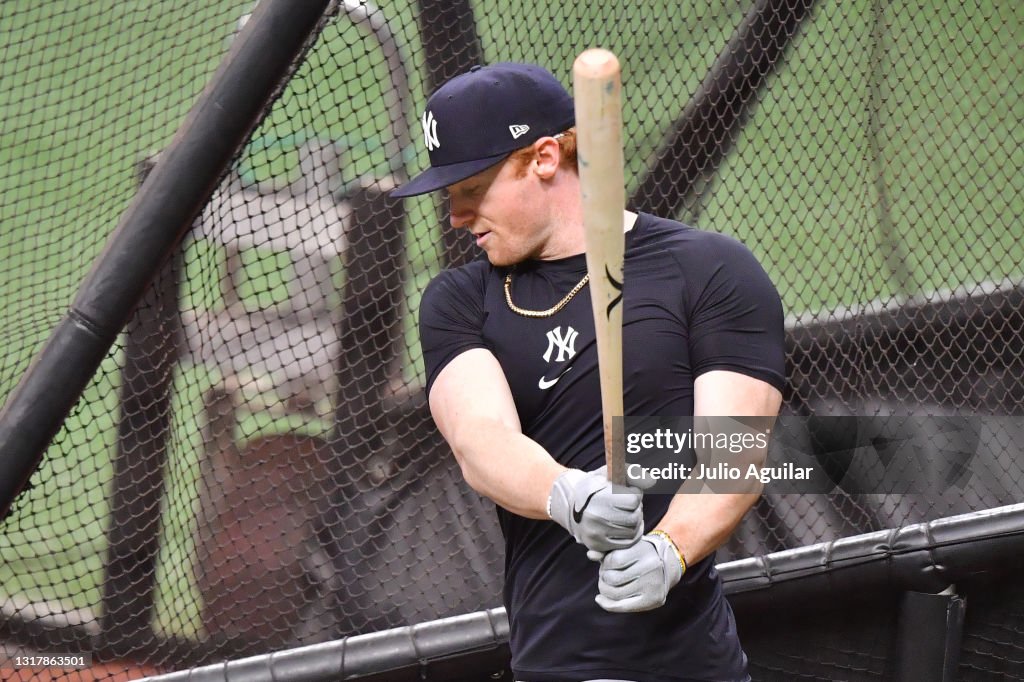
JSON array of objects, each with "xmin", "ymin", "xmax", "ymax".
[{"xmin": 509, "ymin": 124, "xmax": 530, "ymax": 139}]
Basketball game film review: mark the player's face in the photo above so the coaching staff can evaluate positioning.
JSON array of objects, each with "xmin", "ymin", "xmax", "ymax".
[{"xmin": 445, "ymin": 156, "xmax": 552, "ymax": 266}]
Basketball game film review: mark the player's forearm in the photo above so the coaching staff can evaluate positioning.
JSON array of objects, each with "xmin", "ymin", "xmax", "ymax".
[
  {"xmin": 446, "ymin": 416, "xmax": 566, "ymax": 520},
  {"xmin": 653, "ymin": 431, "xmax": 766, "ymax": 566},
  {"xmin": 653, "ymin": 491, "xmax": 758, "ymax": 567}
]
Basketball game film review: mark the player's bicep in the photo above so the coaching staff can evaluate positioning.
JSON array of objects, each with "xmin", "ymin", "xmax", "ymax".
[
  {"xmin": 428, "ymin": 348, "xmax": 522, "ymax": 451},
  {"xmin": 693, "ymin": 371, "xmax": 780, "ymax": 497},
  {"xmin": 693, "ymin": 370, "xmax": 781, "ymax": 418}
]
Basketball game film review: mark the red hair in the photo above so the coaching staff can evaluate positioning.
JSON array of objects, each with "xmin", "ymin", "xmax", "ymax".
[{"xmin": 507, "ymin": 128, "xmax": 578, "ymax": 178}]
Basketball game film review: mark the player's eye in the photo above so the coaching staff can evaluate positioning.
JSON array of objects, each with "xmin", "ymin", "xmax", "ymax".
[{"xmin": 454, "ymin": 186, "xmax": 482, "ymax": 201}]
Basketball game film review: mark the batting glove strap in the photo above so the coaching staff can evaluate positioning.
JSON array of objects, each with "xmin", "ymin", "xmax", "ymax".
[
  {"xmin": 595, "ymin": 532, "xmax": 684, "ymax": 613},
  {"xmin": 547, "ymin": 467, "xmax": 644, "ymax": 555},
  {"xmin": 648, "ymin": 529, "xmax": 687, "ymax": 576}
]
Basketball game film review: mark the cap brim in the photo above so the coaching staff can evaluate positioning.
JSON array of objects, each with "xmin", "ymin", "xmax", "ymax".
[{"xmin": 390, "ymin": 152, "xmax": 511, "ymax": 198}]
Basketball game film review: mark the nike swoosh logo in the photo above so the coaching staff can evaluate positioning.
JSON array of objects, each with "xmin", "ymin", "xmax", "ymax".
[
  {"xmin": 538, "ymin": 366, "xmax": 572, "ymax": 390},
  {"xmin": 572, "ymin": 490, "xmax": 600, "ymax": 523}
]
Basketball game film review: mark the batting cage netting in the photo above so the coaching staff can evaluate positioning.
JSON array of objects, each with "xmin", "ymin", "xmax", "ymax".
[{"xmin": 0, "ymin": 0, "xmax": 1021, "ymax": 679}]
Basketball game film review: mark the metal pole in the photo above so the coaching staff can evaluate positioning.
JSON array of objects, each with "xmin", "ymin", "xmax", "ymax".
[
  {"xmin": 340, "ymin": 0, "xmax": 413, "ymax": 180},
  {"xmin": 0, "ymin": 0, "xmax": 334, "ymax": 520},
  {"xmin": 98, "ymin": 153, "xmax": 183, "ymax": 655},
  {"xmin": 132, "ymin": 503, "xmax": 1024, "ymax": 682},
  {"xmin": 415, "ymin": 0, "xmax": 484, "ymax": 268},
  {"xmin": 630, "ymin": 0, "xmax": 819, "ymax": 220}
]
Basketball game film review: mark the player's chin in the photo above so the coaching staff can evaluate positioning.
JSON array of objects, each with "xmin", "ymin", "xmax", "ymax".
[
  {"xmin": 484, "ymin": 243, "xmax": 533, "ymax": 268},
  {"xmin": 484, "ymin": 247, "xmax": 516, "ymax": 268}
]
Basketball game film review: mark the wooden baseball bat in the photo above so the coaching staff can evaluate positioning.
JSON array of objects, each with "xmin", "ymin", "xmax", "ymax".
[{"xmin": 573, "ymin": 49, "xmax": 626, "ymax": 486}]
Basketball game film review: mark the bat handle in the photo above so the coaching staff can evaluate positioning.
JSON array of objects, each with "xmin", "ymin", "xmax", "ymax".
[{"xmin": 606, "ymin": 417, "xmax": 626, "ymax": 486}]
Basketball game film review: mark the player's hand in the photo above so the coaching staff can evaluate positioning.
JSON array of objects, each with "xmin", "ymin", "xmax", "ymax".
[
  {"xmin": 547, "ymin": 466, "xmax": 645, "ymax": 555},
  {"xmin": 595, "ymin": 532, "xmax": 685, "ymax": 613}
]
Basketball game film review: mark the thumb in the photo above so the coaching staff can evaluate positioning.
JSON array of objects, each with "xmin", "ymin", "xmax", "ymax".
[
  {"xmin": 626, "ymin": 465, "xmax": 658, "ymax": 491},
  {"xmin": 593, "ymin": 463, "xmax": 655, "ymax": 492},
  {"xmin": 596, "ymin": 593, "xmax": 641, "ymax": 613}
]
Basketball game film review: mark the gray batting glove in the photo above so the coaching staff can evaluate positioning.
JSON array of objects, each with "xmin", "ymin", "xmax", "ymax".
[
  {"xmin": 547, "ymin": 465, "xmax": 645, "ymax": 555},
  {"xmin": 595, "ymin": 532, "xmax": 685, "ymax": 613}
]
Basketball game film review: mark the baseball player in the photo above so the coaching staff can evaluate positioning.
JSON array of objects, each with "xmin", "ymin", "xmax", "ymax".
[{"xmin": 393, "ymin": 62, "xmax": 785, "ymax": 682}]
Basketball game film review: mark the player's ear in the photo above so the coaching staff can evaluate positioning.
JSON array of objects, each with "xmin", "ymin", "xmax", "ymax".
[{"xmin": 532, "ymin": 136, "xmax": 561, "ymax": 180}]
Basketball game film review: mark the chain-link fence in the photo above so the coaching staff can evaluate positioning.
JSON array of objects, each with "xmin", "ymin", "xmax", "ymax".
[{"xmin": 0, "ymin": 0, "xmax": 1021, "ymax": 678}]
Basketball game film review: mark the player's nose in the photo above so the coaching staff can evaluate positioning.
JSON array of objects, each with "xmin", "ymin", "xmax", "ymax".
[{"xmin": 448, "ymin": 198, "xmax": 474, "ymax": 230}]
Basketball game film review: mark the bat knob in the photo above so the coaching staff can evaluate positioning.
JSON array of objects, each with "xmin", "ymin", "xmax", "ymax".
[{"xmin": 574, "ymin": 48, "xmax": 621, "ymax": 79}]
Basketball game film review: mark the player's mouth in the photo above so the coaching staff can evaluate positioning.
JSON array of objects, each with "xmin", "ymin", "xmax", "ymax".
[{"xmin": 475, "ymin": 231, "xmax": 491, "ymax": 247}]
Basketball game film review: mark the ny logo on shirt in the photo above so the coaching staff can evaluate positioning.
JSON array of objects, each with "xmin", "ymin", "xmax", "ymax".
[{"xmin": 542, "ymin": 326, "xmax": 578, "ymax": 363}]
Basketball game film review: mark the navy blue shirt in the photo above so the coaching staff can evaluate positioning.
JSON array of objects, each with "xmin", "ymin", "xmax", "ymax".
[{"xmin": 420, "ymin": 214, "xmax": 785, "ymax": 681}]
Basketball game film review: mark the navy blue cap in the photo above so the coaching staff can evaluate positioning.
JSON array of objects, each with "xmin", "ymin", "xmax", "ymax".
[{"xmin": 391, "ymin": 62, "xmax": 575, "ymax": 198}]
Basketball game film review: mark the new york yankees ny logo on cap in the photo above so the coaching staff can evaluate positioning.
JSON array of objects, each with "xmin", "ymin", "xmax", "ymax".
[
  {"xmin": 422, "ymin": 110, "xmax": 440, "ymax": 151},
  {"xmin": 391, "ymin": 62, "xmax": 576, "ymax": 198}
]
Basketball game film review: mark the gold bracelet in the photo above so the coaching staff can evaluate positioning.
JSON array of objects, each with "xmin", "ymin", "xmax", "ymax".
[{"xmin": 649, "ymin": 529, "xmax": 687, "ymax": 576}]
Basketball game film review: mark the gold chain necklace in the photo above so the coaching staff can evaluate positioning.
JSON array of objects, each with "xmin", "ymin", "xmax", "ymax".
[{"xmin": 504, "ymin": 272, "xmax": 589, "ymax": 318}]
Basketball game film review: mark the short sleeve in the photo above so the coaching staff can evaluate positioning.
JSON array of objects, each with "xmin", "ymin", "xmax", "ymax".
[
  {"xmin": 419, "ymin": 264, "xmax": 491, "ymax": 394},
  {"xmin": 680, "ymin": 233, "xmax": 786, "ymax": 391}
]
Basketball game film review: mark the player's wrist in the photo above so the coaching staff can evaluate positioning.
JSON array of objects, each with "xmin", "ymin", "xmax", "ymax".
[
  {"xmin": 547, "ymin": 468, "xmax": 585, "ymax": 522},
  {"xmin": 648, "ymin": 529, "xmax": 687, "ymax": 581}
]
